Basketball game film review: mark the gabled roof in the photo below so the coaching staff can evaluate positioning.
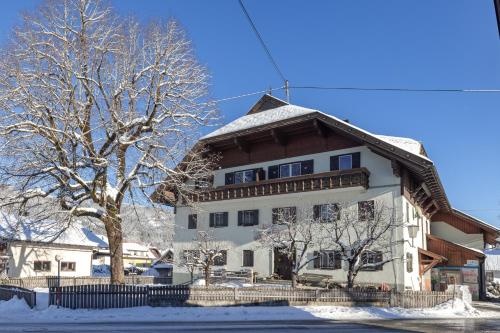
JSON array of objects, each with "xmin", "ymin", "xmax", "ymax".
[
  {"xmin": 0, "ymin": 212, "xmax": 105, "ymax": 248},
  {"xmin": 199, "ymin": 94, "xmax": 446, "ymax": 209}
]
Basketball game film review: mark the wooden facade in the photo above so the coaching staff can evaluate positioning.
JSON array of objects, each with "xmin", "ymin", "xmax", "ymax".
[{"xmin": 426, "ymin": 234, "xmax": 485, "ymax": 267}]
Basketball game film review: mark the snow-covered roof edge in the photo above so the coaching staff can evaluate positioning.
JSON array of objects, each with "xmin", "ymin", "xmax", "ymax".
[{"xmin": 452, "ymin": 209, "xmax": 500, "ymax": 233}]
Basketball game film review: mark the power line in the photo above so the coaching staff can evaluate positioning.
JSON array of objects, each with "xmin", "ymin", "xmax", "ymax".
[
  {"xmin": 288, "ymin": 85, "xmax": 500, "ymax": 93},
  {"xmin": 238, "ymin": 0, "xmax": 289, "ymax": 100},
  {"xmin": 212, "ymin": 87, "xmax": 284, "ymax": 104}
]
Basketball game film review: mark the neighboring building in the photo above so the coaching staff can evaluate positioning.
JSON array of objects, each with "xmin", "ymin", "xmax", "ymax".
[
  {"xmin": 153, "ymin": 95, "xmax": 499, "ymax": 297},
  {"xmin": 92, "ymin": 241, "xmax": 157, "ymax": 268},
  {"xmin": 0, "ymin": 215, "xmax": 105, "ymax": 278}
]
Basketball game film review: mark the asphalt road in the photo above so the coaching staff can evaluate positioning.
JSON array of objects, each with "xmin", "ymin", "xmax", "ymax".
[{"xmin": 2, "ymin": 319, "xmax": 500, "ymax": 333}]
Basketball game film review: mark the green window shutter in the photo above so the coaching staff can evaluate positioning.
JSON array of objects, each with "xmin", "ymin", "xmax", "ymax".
[
  {"xmin": 352, "ymin": 152, "xmax": 361, "ymax": 168},
  {"xmin": 209, "ymin": 213, "xmax": 215, "ymax": 227},
  {"xmin": 238, "ymin": 211, "xmax": 243, "ymax": 226}
]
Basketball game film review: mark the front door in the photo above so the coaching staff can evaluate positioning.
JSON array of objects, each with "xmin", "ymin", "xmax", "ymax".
[{"xmin": 273, "ymin": 247, "xmax": 292, "ymax": 280}]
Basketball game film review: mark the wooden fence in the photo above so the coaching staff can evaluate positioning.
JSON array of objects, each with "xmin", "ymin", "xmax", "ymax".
[
  {"xmin": 0, "ymin": 285, "xmax": 36, "ymax": 308},
  {"xmin": 0, "ymin": 276, "xmax": 172, "ymax": 289},
  {"xmin": 48, "ymin": 284, "xmax": 459, "ymax": 309}
]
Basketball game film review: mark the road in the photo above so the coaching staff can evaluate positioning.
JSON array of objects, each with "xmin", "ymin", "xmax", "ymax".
[{"xmin": 1, "ymin": 319, "xmax": 500, "ymax": 333}]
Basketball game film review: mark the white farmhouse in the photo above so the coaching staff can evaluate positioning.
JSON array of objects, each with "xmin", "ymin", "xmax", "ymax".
[
  {"xmin": 153, "ymin": 95, "xmax": 499, "ymax": 299},
  {"xmin": 0, "ymin": 214, "xmax": 105, "ymax": 278}
]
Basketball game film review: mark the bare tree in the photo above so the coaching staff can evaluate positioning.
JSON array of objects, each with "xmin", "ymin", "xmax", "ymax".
[
  {"xmin": 184, "ymin": 231, "xmax": 225, "ymax": 287},
  {"xmin": 0, "ymin": 0, "xmax": 217, "ymax": 283},
  {"xmin": 322, "ymin": 201, "xmax": 402, "ymax": 288},
  {"xmin": 257, "ymin": 207, "xmax": 324, "ymax": 288},
  {"xmin": 178, "ymin": 247, "xmax": 200, "ymax": 285}
]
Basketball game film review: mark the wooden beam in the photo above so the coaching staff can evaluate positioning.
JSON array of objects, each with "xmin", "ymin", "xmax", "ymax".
[
  {"xmin": 270, "ymin": 129, "xmax": 287, "ymax": 146},
  {"xmin": 391, "ymin": 159, "xmax": 401, "ymax": 177},
  {"xmin": 233, "ymin": 137, "xmax": 250, "ymax": 153},
  {"xmin": 312, "ymin": 119, "xmax": 327, "ymax": 138}
]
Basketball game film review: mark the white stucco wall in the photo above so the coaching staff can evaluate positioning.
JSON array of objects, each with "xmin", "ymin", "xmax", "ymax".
[
  {"xmin": 7, "ymin": 242, "xmax": 93, "ymax": 278},
  {"xmin": 173, "ymin": 146, "xmax": 418, "ymax": 290},
  {"xmin": 430, "ymin": 222, "xmax": 484, "ymax": 250}
]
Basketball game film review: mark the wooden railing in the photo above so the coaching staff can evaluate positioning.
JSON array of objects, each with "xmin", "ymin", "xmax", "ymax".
[
  {"xmin": 48, "ymin": 284, "xmax": 459, "ymax": 309},
  {"xmin": 0, "ymin": 276, "xmax": 172, "ymax": 289},
  {"xmin": 188, "ymin": 168, "xmax": 370, "ymax": 203},
  {"xmin": 0, "ymin": 285, "xmax": 36, "ymax": 308}
]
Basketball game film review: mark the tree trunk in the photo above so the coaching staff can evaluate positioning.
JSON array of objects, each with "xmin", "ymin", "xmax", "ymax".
[
  {"xmin": 190, "ymin": 270, "xmax": 194, "ymax": 284},
  {"xmin": 291, "ymin": 271, "xmax": 298, "ymax": 288},
  {"xmin": 204, "ymin": 265, "xmax": 210, "ymax": 287},
  {"xmin": 104, "ymin": 210, "xmax": 125, "ymax": 284},
  {"xmin": 347, "ymin": 261, "xmax": 356, "ymax": 289}
]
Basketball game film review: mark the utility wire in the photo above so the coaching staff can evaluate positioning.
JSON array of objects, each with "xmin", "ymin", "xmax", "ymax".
[
  {"xmin": 212, "ymin": 87, "xmax": 284, "ymax": 104},
  {"xmin": 238, "ymin": 0, "xmax": 287, "ymax": 86},
  {"xmin": 288, "ymin": 85, "xmax": 500, "ymax": 93}
]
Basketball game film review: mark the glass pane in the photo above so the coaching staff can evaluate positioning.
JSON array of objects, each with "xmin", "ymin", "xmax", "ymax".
[
  {"xmin": 339, "ymin": 155, "xmax": 352, "ymax": 170},
  {"xmin": 234, "ymin": 172, "xmax": 243, "ymax": 184},
  {"xmin": 280, "ymin": 164, "xmax": 290, "ymax": 178},
  {"xmin": 244, "ymin": 170, "xmax": 254, "ymax": 183},
  {"xmin": 291, "ymin": 163, "xmax": 301, "ymax": 176}
]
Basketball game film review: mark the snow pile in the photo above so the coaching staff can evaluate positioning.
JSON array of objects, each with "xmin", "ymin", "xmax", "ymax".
[
  {"xmin": 92, "ymin": 264, "xmax": 111, "ymax": 277},
  {"xmin": 0, "ymin": 297, "xmax": 31, "ymax": 312}
]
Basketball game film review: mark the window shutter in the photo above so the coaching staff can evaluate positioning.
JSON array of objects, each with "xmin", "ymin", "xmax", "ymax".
[
  {"xmin": 209, "ymin": 213, "xmax": 215, "ymax": 227},
  {"xmin": 238, "ymin": 211, "xmax": 243, "ymax": 226},
  {"xmin": 223, "ymin": 212, "xmax": 229, "ymax": 227},
  {"xmin": 253, "ymin": 210, "xmax": 259, "ymax": 225},
  {"xmin": 268, "ymin": 165, "xmax": 279, "ymax": 179},
  {"xmin": 313, "ymin": 251, "xmax": 320, "ymax": 269},
  {"xmin": 301, "ymin": 160, "xmax": 314, "ymax": 175},
  {"xmin": 188, "ymin": 214, "xmax": 197, "ymax": 229},
  {"xmin": 313, "ymin": 205, "xmax": 320, "ymax": 220},
  {"xmin": 225, "ymin": 173, "xmax": 235, "ymax": 185},
  {"xmin": 272, "ymin": 208, "xmax": 279, "ymax": 224},
  {"xmin": 352, "ymin": 152, "xmax": 361, "ymax": 168},
  {"xmin": 256, "ymin": 168, "xmax": 266, "ymax": 181},
  {"xmin": 334, "ymin": 251, "xmax": 342, "ymax": 269},
  {"xmin": 330, "ymin": 156, "xmax": 339, "ymax": 171}
]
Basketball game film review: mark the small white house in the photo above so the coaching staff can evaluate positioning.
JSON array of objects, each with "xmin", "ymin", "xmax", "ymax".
[{"xmin": 0, "ymin": 214, "xmax": 105, "ymax": 278}]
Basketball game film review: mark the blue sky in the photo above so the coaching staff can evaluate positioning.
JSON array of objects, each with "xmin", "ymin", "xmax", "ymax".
[{"xmin": 2, "ymin": 1, "xmax": 500, "ymax": 226}]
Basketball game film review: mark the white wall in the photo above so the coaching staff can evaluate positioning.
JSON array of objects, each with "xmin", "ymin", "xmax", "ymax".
[
  {"xmin": 173, "ymin": 145, "xmax": 417, "ymax": 289},
  {"xmin": 7, "ymin": 242, "xmax": 93, "ymax": 278},
  {"xmin": 430, "ymin": 222, "xmax": 484, "ymax": 250}
]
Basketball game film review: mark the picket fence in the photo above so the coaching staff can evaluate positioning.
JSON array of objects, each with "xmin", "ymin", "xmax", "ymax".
[
  {"xmin": 48, "ymin": 284, "xmax": 459, "ymax": 310},
  {"xmin": 0, "ymin": 285, "xmax": 37, "ymax": 308},
  {"xmin": 0, "ymin": 276, "xmax": 171, "ymax": 289}
]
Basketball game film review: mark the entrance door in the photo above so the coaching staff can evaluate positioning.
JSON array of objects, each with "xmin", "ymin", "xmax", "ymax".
[{"xmin": 273, "ymin": 248, "xmax": 292, "ymax": 280}]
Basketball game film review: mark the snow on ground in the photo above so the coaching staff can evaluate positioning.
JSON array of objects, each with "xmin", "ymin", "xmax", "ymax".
[{"xmin": 0, "ymin": 295, "xmax": 497, "ymax": 323}]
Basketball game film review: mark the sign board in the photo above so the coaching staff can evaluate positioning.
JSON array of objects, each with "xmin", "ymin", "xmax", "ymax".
[
  {"xmin": 462, "ymin": 267, "xmax": 478, "ymax": 284},
  {"xmin": 465, "ymin": 260, "xmax": 479, "ymax": 267}
]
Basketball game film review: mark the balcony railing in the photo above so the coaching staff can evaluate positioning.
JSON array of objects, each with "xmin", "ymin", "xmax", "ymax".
[{"xmin": 187, "ymin": 168, "xmax": 370, "ymax": 203}]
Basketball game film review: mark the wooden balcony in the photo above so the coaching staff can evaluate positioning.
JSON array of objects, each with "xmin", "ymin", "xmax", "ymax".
[{"xmin": 188, "ymin": 168, "xmax": 370, "ymax": 203}]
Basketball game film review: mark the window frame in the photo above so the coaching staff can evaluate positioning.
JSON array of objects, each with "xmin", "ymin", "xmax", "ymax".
[
  {"xmin": 338, "ymin": 154, "xmax": 353, "ymax": 170},
  {"xmin": 242, "ymin": 250, "xmax": 254, "ymax": 267},
  {"xmin": 406, "ymin": 252, "xmax": 413, "ymax": 273},
  {"xmin": 188, "ymin": 214, "xmax": 197, "ymax": 229},
  {"xmin": 317, "ymin": 203, "xmax": 340, "ymax": 223},
  {"xmin": 34, "ymin": 260, "xmax": 51, "ymax": 272},
  {"xmin": 239, "ymin": 210, "xmax": 258, "ymax": 227},
  {"xmin": 61, "ymin": 261, "xmax": 76, "ymax": 272},
  {"xmin": 233, "ymin": 169, "xmax": 256, "ymax": 184},
  {"xmin": 358, "ymin": 200, "xmax": 375, "ymax": 222},
  {"xmin": 272, "ymin": 207, "xmax": 297, "ymax": 224},
  {"xmin": 213, "ymin": 250, "xmax": 227, "ymax": 266},
  {"xmin": 214, "ymin": 212, "xmax": 226, "ymax": 228},
  {"xmin": 360, "ymin": 250, "xmax": 383, "ymax": 271}
]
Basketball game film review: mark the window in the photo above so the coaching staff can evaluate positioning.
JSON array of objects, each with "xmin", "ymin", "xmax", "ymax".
[
  {"xmin": 314, "ymin": 251, "xmax": 342, "ymax": 269},
  {"xmin": 331, "ymin": 152, "xmax": 360, "ymax": 171},
  {"xmin": 238, "ymin": 210, "xmax": 259, "ymax": 226},
  {"xmin": 313, "ymin": 204, "xmax": 340, "ymax": 223},
  {"xmin": 0, "ymin": 258, "xmax": 7, "ymax": 273},
  {"xmin": 242, "ymin": 250, "xmax": 254, "ymax": 267},
  {"xmin": 225, "ymin": 169, "xmax": 264, "ymax": 185},
  {"xmin": 209, "ymin": 212, "xmax": 228, "ymax": 228},
  {"xmin": 339, "ymin": 155, "xmax": 352, "ymax": 170},
  {"xmin": 360, "ymin": 251, "xmax": 383, "ymax": 271},
  {"xmin": 406, "ymin": 252, "xmax": 413, "ymax": 273},
  {"xmin": 268, "ymin": 160, "xmax": 314, "ymax": 179},
  {"xmin": 183, "ymin": 249, "xmax": 200, "ymax": 261},
  {"xmin": 358, "ymin": 201, "xmax": 375, "ymax": 221},
  {"xmin": 34, "ymin": 261, "xmax": 51, "ymax": 272},
  {"xmin": 188, "ymin": 214, "xmax": 197, "ymax": 229},
  {"xmin": 272, "ymin": 207, "xmax": 297, "ymax": 224},
  {"xmin": 214, "ymin": 250, "xmax": 227, "ymax": 266},
  {"xmin": 61, "ymin": 262, "xmax": 76, "ymax": 272}
]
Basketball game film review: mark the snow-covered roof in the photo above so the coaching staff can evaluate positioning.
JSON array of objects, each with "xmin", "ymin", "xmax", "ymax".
[
  {"xmin": 452, "ymin": 209, "xmax": 500, "ymax": 233},
  {"xmin": 201, "ymin": 104, "xmax": 317, "ymax": 139},
  {"xmin": 0, "ymin": 213, "xmax": 106, "ymax": 248},
  {"xmin": 202, "ymin": 97, "xmax": 430, "ymax": 161},
  {"xmin": 123, "ymin": 242, "xmax": 150, "ymax": 252}
]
